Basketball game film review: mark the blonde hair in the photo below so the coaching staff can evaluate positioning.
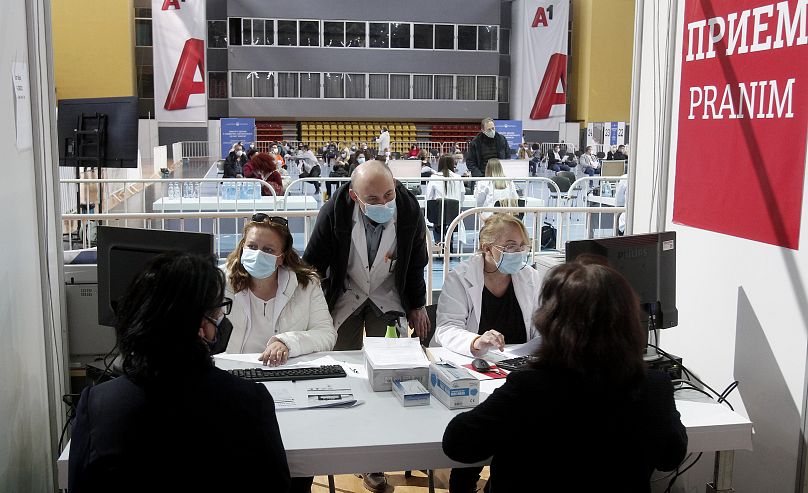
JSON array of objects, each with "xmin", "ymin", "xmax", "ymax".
[
  {"xmin": 226, "ymin": 220, "xmax": 319, "ymax": 293},
  {"xmin": 485, "ymin": 158, "xmax": 508, "ymax": 190},
  {"xmin": 478, "ymin": 213, "xmax": 530, "ymax": 252}
]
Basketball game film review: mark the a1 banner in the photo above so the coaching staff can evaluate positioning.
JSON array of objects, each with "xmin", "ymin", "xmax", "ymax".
[
  {"xmin": 516, "ymin": 0, "xmax": 570, "ymax": 131},
  {"xmin": 152, "ymin": 0, "xmax": 207, "ymax": 123},
  {"xmin": 673, "ymin": 0, "xmax": 808, "ymax": 249}
]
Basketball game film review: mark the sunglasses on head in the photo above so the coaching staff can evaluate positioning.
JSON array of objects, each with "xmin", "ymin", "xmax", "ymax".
[{"xmin": 251, "ymin": 213, "xmax": 288, "ymax": 227}]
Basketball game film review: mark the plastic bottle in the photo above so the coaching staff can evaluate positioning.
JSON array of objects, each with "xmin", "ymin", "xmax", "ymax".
[{"xmin": 385, "ymin": 323, "xmax": 398, "ymax": 338}]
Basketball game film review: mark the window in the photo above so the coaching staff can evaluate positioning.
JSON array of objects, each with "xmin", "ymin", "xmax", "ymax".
[
  {"xmin": 346, "ymin": 73, "xmax": 366, "ymax": 98},
  {"xmin": 263, "ymin": 20, "xmax": 275, "ymax": 45},
  {"xmin": 229, "ymin": 18, "xmax": 242, "ymax": 45},
  {"xmin": 498, "ymin": 76, "xmax": 509, "ymax": 103},
  {"xmin": 457, "ymin": 75, "xmax": 476, "ymax": 100},
  {"xmin": 300, "ymin": 72, "xmax": 320, "ymax": 98},
  {"xmin": 499, "ymin": 28, "xmax": 510, "ymax": 55},
  {"xmin": 413, "ymin": 24, "xmax": 433, "ymax": 49},
  {"xmin": 324, "ymin": 73, "xmax": 344, "ymax": 98},
  {"xmin": 435, "ymin": 24, "xmax": 454, "ymax": 50},
  {"xmin": 278, "ymin": 73, "xmax": 299, "ymax": 97},
  {"xmin": 136, "ymin": 66, "xmax": 153, "ymax": 98},
  {"xmin": 208, "ymin": 21, "xmax": 227, "ymax": 48},
  {"xmin": 434, "ymin": 75, "xmax": 453, "ymax": 100},
  {"xmin": 477, "ymin": 76, "xmax": 496, "ymax": 100},
  {"xmin": 369, "ymin": 23, "xmax": 389, "ymax": 48},
  {"xmin": 390, "ymin": 22, "xmax": 410, "ymax": 48},
  {"xmin": 346, "ymin": 22, "xmax": 366, "ymax": 47},
  {"xmin": 254, "ymin": 72, "xmax": 275, "ymax": 97},
  {"xmin": 478, "ymin": 26, "xmax": 497, "ymax": 51},
  {"xmin": 457, "ymin": 25, "xmax": 477, "ymax": 50},
  {"xmin": 251, "ymin": 19, "xmax": 266, "ymax": 45},
  {"xmin": 242, "ymin": 19, "xmax": 252, "ymax": 47},
  {"xmin": 134, "ymin": 8, "xmax": 151, "ymax": 17},
  {"xmin": 278, "ymin": 20, "xmax": 297, "ymax": 46},
  {"xmin": 208, "ymin": 72, "xmax": 227, "ymax": 99},
  {"xmin": 413, "ymin": 75, "xmax": 432, "ymax": 99},
  {"xmin": 231, "ymin": 72, "xmax": 252, "ymax": 97},
  {"xmin": 299, "ymin": 20, "xmax": 320, "ymax": 46},
  {"xmin": 369, "ymin": 74, "xmax": 389, "ymax": 99},
  {"xmin": 135, "ymin": 18, "xmax": 152, "ymax": 47},
  {"xmin": 324, "ymin": 21, "xmax": 344, "ymax": 47},
  {"xmin": 390, "ymin": 74, "xmax": 410, "ymax": 99}
]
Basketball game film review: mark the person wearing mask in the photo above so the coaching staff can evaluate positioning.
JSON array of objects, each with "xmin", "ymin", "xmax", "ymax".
[
  {"xmin": 347, "ymin": 151, "xmax": 367, "ymax": 175},
  {"xmin": 298, "ymin": 145, "xmax": 322, "ymax": 194},
  {"xmin": 361, "ymin": 142, "xmax": 375, "ymax": 159},
  {"xmin": 579, "ymin": 145, "xmax": 601, "ymax": 177},
  {"xmin": 548, "ymin": 144, "xmax": 571, "ymax": 172},
  {"xmin": 474, "ymin": 158, "xmax": 520, "ymax": 220},
  {"xmin": 420, "ymin": 150, "xmax": 435, "ymax": 182},
  {"xmin": 303, "ymin": 161, "xmax": 429, "ymax": 492},
  {"xmin": 68, "ymin": 252, "xmax": 291, "ymax": 492},
  {"xmin": 424, "ymin": 154, "xmax": 466, "ymax": 245},
  {"xmin": 465, "ymin": 118, "xmax": 510, "ymax": 177},
  {"xmin": 435, "ymin": 213, "xmax": 542, "ymax": 492},
  {"xmin": 223, "ymin": 143, "xmax": 247, "ymax": 178},
  {"xmin": 243, "ymin": 153, "xmax": 284, "ymax": 196},
  {"xmin": 270, "ymin": 144, "xmax": 286, "ymax": 169},
  {"xmin": 375, "ymin": 127, "xmax": 390, "ymax": 161},
  {"xmin": 443, "ymin": 258, "xmax": 687, "ymax": 492},
  {"xmin": 608, "ymin": 144, "xmax": 629, "ymax": 161}
]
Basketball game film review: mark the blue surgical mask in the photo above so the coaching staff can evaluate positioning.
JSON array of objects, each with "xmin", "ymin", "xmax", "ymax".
[
  {"xmin": 495, "ymin": 249, "xmax": 528, "ymax": 274},
  {"xmin": 240, "ymin": 248, "xmax": 278, "ymax": 279},
  {"xmin": 357, "ymin": 196, "xmax": 396, "ymax": 224},
  {"xmin": 357, "ymin": 157, "xmax": 366, "ymax": 164}
]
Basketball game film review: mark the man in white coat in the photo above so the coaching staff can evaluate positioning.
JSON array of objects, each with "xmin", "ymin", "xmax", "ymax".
[{"xmin": 375, "ymin": 126, "xmax": 390, "ymax": 159}]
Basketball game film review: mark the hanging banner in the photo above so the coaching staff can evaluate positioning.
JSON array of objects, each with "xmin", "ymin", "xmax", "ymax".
[
  {"xmin": 516, "ymin": 0, "xmax": 570, "ymax": 131},
  {"xmin": 152, "ymin": 0, "xmax": 207, "ymax": 123},
  {"xmin": 220, "ymin": 118, "xmax": 256, "ymax": 159},
  {"xmin": 494, "ymin": 120, "xmax": 523, "ymax": 158},
  {"xmin": 673, "ymin": 0, "xmax": 808, "ymax": 249}
]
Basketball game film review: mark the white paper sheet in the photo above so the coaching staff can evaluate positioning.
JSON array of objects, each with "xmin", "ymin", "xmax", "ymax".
[{"xmin": 362, "ymin": 337, "xmax": 430, "ymax": 369}]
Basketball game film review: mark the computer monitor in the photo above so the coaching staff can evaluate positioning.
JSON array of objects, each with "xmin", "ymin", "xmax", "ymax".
[
  {"xmin": 96, "ymin": 226, "xmax": 214, "ymax": 326},
  {"xmin": 499, "ymin": 159, "xmax": 530, "ymax": 178},
  {"xmin": 601, "ymin": 160, "xmax": 627, "ymax": 177},
  {"xmin": 57, "ymin": 96, "xmax": 139, "ymax": 168},
  {"xmin": 388, "ymin": 159, "xmax": 422, "ymax": 179},
  {"xmin": 565, "ymin": 232, "xmax": 677, "ymax": 330}
]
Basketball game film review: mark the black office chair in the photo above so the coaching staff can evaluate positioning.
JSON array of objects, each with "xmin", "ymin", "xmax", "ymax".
[
  {"xmin": 391, "ymin": 152, "xmax": 402, "ymax": 159},
  {"xmin": 558, "ymin": 170, "xmax": 577, "ymax": 186},
  {"xmin": 494, "ymin": 198, "xmax": 526, "ymax": 220},
  {"xmin": 426, "ymin": 198, "xmax": 460, "ymax": 247}
]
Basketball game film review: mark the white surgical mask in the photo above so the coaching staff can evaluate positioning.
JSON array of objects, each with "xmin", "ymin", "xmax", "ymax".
[
  {"xmin": 483, "ymin": 129, "xmax": 495, "ymax": 139},
  {"xmin": 357, "ymin": 157, "xmax": 366, "ymax": 164},
  {"xmin": 240, "ymin": 248, "xmax": 278, "ymax": 279},
  {"xmin": 236, "ymin": 150, "xmax": 244, "ymax": 157}
]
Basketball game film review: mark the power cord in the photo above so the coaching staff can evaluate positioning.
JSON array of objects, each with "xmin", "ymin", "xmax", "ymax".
[
  {"xmin": 58, "ymin": 393, "xmax": 81, "ymax": 451},
  {"xmin": 664, "ymin": 452, "xmax": 703, "ymax": 493}
]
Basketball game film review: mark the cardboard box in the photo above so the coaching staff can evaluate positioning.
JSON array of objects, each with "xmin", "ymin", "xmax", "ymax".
[
  {"xmin": 365, "ymin": 357, "xmax": 430, "ymax": 392},
  {"xmin": 428, "ymin": 362, "xmax": 479, "ymax": 409},
  {"xmin": 392, "ymin": 379, "xmax": 431, "ymax": 407}
]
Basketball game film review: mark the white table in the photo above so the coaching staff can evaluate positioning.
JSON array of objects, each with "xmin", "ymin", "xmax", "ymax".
[
  {"xmin": 152, "ymin": 195, "xmax": 318, "ymax": 212},
  {"xmin": 57, "ymin": 348, "xmax": 751, "ymax": 489}
]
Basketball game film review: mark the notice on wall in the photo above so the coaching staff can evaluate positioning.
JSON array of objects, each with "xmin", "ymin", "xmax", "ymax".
[
  {"xmin": 11, "ymin": 62, "xmax": 32, "ymax": 151},
  {"xmin": 673, "ymin": 0, "xmax": 808, "ymax": 249},
  {"xmin": 494, "ymin": 120, "xmax": 524, "ymax": 157},
  {"xmin": 220, "ymin": 118, "xmax": 256, "ymax": 159}
]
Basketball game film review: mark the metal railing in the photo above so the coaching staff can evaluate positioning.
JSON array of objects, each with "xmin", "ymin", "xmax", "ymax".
[
  {"xmin": 535, "ymin": 142, "xmax": 578, "ymax": 155},
  {"xmin": 180, "ymin": 141, "xmax": 210, "ymax": 158}
]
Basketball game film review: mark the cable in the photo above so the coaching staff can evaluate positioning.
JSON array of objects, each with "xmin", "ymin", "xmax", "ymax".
[
  {"xmin": 58, "ymin": 393, "xmax": 80, "ymax": 451},
  {"xmin": 664, "ymin": 452, "xmax": 703, "ymax": 493}
]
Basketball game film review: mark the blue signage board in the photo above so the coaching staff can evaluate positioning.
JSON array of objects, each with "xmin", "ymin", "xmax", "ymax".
[
  {"xmin": 220, "ymin": 118, "xmax": 256, "ymax": 158},
  {"xmin": 494, "ymin": 120, "xmax": 523, "ymax": 158}
]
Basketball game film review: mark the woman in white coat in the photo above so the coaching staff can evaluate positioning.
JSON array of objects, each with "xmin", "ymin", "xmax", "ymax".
[
  {"xmin": 474, "ymin": 158, "xmax": 519, "ymax": 220},
  {"xmin": 224, "ymin": 213, "xmax": 336, "ymax": 366},
  {"xmin": 425, "ymin": 154, "xmax": 466, "ymax": 246},
  {"xmin": 435, "ymin": 213, "xmax": 542, "ymax": 357}
]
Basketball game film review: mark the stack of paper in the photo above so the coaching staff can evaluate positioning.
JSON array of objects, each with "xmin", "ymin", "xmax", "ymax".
[{"xmin": 362, "ymin": 337, "xmax": 431, "ymax": 369}]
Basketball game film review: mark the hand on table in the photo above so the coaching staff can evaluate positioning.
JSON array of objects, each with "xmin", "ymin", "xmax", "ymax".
[
  {"xmin": 260, "ymin": 340, "xmax": 289, "ymax": 366},
  {"xmin": 472, "ymin": 330, "xmax": 505, "ymax": 354}
]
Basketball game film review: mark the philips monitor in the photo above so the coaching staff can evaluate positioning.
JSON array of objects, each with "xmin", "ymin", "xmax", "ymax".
[
  {"xmin": 57, "ymin": 96, "xmax": 139, "ymax": 168},
  {"xmin": 96, "ymin": 226, "xmax": 214, "ymax": 326},
  {"xmin": 565, "ymin": 232, "xmax": 677, "ymax": 330}
]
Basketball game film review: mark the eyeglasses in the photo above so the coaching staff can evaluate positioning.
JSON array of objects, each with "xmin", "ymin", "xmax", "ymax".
[
  {"xmin": 206, "ymin": 297, "xmax": 232, "ymax": 318},
  {"xmin": 494, "ymin": 244, "xmax": 531, "ymax": 254},
  {"xmin": 251, "ymin": 213, "xmax": 288, "ymax": 227}
]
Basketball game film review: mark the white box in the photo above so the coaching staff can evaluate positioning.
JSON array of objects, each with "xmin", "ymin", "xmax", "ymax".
[
  {"xmin": 392, "ymin": 379, "xmax": 431, "ymax": 407},
  {"xmin": 428, "ymin": 362, "xmax": 479, "ymax": 409},
  {"xmin": 365, "ymin": 357, "xmax": 430, "ymax": 392},
  {"xmin": 363, "ymin": 338, "xmax": 431, "ymax": 392}
]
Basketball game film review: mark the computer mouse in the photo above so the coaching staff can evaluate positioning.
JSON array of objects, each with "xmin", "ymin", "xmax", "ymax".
[{"xmin": 471, "ymin": 358, "xmax": 491, "ymax": 373}]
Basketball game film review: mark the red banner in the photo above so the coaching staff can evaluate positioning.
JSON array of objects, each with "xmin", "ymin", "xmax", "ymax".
[{"xmin": 673, "ymin": 0, "xmax": 808, "ymax": 249}]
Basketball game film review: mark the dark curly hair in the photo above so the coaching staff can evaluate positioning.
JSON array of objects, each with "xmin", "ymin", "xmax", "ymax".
[
  {"xmin": 532, "ymin": 256, "xmax": 646, "ymax": 388},
  {"xmin": 115, "ymin": 252, "xmax": 225, "ymax": 384}
]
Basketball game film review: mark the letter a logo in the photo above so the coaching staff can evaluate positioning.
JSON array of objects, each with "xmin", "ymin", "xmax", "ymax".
[
  {"xmin": 162, "ymin": 0, "xmax": 181, "ymax": 10},
  {"xmin": 530, "ymin": 53, "xmax": 567, "ymax": 119},
  {"xmin": 532, "ymin": 7, "xmax": 548, "ymax": 27},
  {"xmin": 164, "ymin": 38, "xmax": 205, "ymax": 110}
]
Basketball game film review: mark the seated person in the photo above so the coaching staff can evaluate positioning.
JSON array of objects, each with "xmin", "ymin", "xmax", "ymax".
[
  {"xmin": 474, "ymin": 159, "xmax": 519, "ymax": 220},
  {"xmin": 579, "ymin": 146, "xmax": 601, "ymax": 177},
  {"xmin": 408, "ymin": 144, "xmax": 420, "ymax": 158},
  {"xmin": 243, "ymin": 152, "xmax": 283, "ymax": 196},
  {"xmin": 224, "ymin": 214, "xmax": 336, "ymax": 365},
  {"xmin": 608, "ymin": 144, "xmax": 629, "ymax": 161},
  {"xmin": 443, "ymin": 258, "xmax": 687, "ymax": 492},
  {"xmin": 434, "ymin": 213, "xmax": 543, "ymax": 492},
  {"xmin": 547, "ymin": 144, "xmax": 571, "ymax": 172},
  {"xmin": 424, "ymin": 154, "xmax": 466, "ymax": 245},
  {"xmin": 223, "ymin": 143, "xmax": 247, "ymax": 178},
  {"xmin": 68, "ymin": 252, "xmax": 291, "ymax": 492}
]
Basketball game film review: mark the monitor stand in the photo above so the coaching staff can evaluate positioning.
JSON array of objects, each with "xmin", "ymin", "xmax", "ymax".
[{"xmin": 644, "ymin": 328, "xmax": 662, "ymax": 362}]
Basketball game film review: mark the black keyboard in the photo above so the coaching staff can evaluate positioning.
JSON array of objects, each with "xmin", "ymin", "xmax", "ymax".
[
  {"xmin": 496, "ymin": 356, "xmax": 535, "ymax": 371},
  {"xmin": 228, "ymin": 365, "xmax": 347, "ymax": 382}
]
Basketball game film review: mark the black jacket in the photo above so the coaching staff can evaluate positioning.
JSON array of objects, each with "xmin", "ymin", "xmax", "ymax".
[
  {"xmin": 303, "ymin": 181, "xmax": 428, "ymax": 313},
  {"xmin": 68, "ymin": 366, "xmax": 291, "ymax": 493},
  {"xmin": 465, "ymin": 132, "xmax": 511, "ymax": 177},
  {"xmin": 443, "ymin": 368, "xmax": 687, "ymax": 493},
  {"xmin": 223, "ymin": 152, "xmax": 247, "ymax": 178}
]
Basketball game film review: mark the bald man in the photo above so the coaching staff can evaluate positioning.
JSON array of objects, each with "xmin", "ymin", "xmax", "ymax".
[{"xmin": 303, "ymin": 160, "xmax": 430, "ymax": 351}]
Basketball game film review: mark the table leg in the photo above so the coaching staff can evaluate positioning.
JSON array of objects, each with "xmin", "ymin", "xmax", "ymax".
[
  {"xmin": 328, "ymin": 474, "xmax": 335, "ymax": 493},
  {"xmin": 706, "ymin": 450, "xmax": 735, "ymax": 493}
]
